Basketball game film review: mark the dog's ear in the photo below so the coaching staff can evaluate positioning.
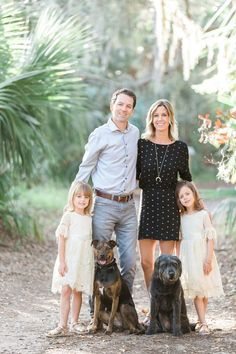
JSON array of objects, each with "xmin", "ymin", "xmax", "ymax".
[
  {"xmin": 107, "ymin": 240, "xmax": 117, "ymax": 249},
  {"xmin": 174, "ymin": 256, "xmax": 182, "ymax": 275},
  {"xmin": 154, "ymin": 256, "xmax": 161, "ymax": 273},
  {"xmin": 155, "ymin": 255, "xmax": 162, "ymax": 268},
  {"xmin": 91, "ymin": 240, "xmax": 99, "ymax": 248},
  {"xmin": 177, "ymin": 257, "xmax": 182, "ymax": 275}
]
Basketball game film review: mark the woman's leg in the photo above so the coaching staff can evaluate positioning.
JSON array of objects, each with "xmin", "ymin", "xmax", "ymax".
[
  {"xmin": 59, "ymin": 285, "xmax": 72, "ymax": 328},
  {"xmin": 159, "ymin": 240, "xmax": 175, "ymax": 255},
  {"xmin": 71, "ymin": 291, "xmax": 82, "ymax": 324},
  {"xmin": 139, "ymin": 239, "xmax": 158, "ymax": 292},
  {"xmin": 175, "ymin": 241, "xmax": 181, "ymax": 257},
  {"xmin": 194, "ymin": 296, "xmax": 206, "ymax": 324}
]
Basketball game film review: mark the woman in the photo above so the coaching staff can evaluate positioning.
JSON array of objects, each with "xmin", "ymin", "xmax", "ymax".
[{"xmin": 137, "ymin": 99, "xmax": 192, "ymax": 297}]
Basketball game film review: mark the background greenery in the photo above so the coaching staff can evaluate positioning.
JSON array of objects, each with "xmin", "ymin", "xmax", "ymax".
[{"xmin": 0, "ymin": 0, "xmax": 235, "ymax": 239}]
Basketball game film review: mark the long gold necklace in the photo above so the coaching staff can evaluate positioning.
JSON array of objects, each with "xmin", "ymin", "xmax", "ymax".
[{"xmin": 154, "ymin": 144, "xmax": 169, "ymax": 183}]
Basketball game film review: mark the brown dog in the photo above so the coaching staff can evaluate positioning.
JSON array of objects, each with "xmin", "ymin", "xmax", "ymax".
[{"xmin": 90, "ymin": 240, "xmax": 144, "ymax": 334}]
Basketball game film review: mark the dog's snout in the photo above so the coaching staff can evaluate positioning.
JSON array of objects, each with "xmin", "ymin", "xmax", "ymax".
[
  {"xmin": 99, "ymin": 253, "xmax": 106, "ymax": 260},
  {"xmin": 168, "ymin": 269, "xmax": 175, "ymax": 279}
]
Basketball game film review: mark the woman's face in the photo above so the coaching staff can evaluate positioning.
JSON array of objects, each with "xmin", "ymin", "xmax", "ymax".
[{"xmin": 152, "ymin": 105, "xmax": 169, "ymax": 133}]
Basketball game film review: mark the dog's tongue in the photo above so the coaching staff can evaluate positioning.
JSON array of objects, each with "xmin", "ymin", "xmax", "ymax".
[{"xmin": 99, "ymin": 260, "xmax": 107, "ymax": 265}]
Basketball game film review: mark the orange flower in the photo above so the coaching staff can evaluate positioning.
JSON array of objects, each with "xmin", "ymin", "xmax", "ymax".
[
  {"xmin": 216, "ymin": 109, "xmax": 223, "ymax": 116},
  {"xmin": 214, "ymin": 119, "xmax": 222, "ymax": 128}
]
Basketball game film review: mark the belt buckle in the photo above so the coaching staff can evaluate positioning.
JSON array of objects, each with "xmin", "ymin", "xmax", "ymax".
[{"xmin": 117, "ymin": 195, "xmax": 121, "ymax": 202}]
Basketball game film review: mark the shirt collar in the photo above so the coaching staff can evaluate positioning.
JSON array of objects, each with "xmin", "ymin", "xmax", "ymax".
[{"xmin": 108, "ymin": 118, "xmax": 130, "ymax": 133}]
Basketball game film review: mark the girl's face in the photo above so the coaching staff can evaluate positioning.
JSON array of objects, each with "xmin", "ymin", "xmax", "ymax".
[
  {"xmin": 178, "ymin": 186, "xmax": 195, "ymax": 211},
  {"xmin": 73, "ymin": 192, "xmax": 90, "ymax": 213},
  {"xmin": 152, "ymin": 105, "xmax": 169, "ymax": 133}
]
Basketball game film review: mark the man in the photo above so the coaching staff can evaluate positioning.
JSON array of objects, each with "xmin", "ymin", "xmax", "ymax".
[{"xmin": 73, "ymin": 88, "xmax": 139, "ymax": 293}]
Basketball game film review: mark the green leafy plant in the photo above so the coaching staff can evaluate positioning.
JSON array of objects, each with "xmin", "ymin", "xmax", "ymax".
[
  {"xmin": 198, "ymin": 110, "xmax": 236, "ymax": 184},
  {"xmin": 0, "ymin": 3, "xmax": 93, "ymax": 239},
  {"xmin": 198, "ymin": 110, "xmax": 236, "ymax": 236}
]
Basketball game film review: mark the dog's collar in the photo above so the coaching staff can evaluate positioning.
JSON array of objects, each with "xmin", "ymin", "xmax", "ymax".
[{"xmin": 95, "ymin": 258, "xmax": 116, "ymax": 270}]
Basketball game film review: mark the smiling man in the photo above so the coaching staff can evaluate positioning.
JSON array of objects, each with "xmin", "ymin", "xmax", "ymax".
[{"xmin": 73, "ymin": 88, "xmax": 139, "ymax": 293}]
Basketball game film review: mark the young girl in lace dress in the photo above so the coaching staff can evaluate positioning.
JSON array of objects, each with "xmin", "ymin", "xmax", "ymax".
[
  {"xmin": 47, "ymin": 182, "xmax": 94, "ymax": 337},
  {"xmin": 176, "ymin": 181, "xmax": 224, "ymax": 335}
]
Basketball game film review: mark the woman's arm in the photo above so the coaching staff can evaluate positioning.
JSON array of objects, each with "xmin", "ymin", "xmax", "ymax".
[{"xmin": 179, "ymin": 142, "xmax": 192, "ymax": 181}]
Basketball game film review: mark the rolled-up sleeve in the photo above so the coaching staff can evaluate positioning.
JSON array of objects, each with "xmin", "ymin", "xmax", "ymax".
[{"xmin": 75, "ymin": 129, "xmax": 104, "ymax": 183}]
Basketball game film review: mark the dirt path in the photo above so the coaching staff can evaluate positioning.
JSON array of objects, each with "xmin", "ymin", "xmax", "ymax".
[
  {"xmin": 0, "ymin": 195, "xmax": 236, "ymax": 354},
  {"xmin": 0, "ymin": 233, "xmax": 235, "ymax": 354}
]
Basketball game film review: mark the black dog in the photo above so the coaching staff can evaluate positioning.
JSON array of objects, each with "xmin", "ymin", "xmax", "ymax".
[
  {"xmin": 146, "ymin": 255, "xmax": 191, "ymax": 336},
  {"xmin": 90, "ymin": 240, "xmax": 144, "ymax": 334}
]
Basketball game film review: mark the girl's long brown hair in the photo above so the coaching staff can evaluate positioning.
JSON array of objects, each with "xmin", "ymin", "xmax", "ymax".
[{"xmin": 175, "ymin": 180, "xmax": 204, "ymax": 214}]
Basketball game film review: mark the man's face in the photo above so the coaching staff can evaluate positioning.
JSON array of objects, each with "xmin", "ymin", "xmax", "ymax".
[{"xmin": 110, "ymin": 93, "xmax": 134, "ymax": 124}]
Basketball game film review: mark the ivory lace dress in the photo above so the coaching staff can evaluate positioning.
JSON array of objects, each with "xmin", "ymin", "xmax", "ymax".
[
  {"xmin": 51, "ymin": 211, "xmax": 94, "ymax": 295},
  {"xmin": 179, "ymin": 210, "xmax": 224, "ymax": 298}
]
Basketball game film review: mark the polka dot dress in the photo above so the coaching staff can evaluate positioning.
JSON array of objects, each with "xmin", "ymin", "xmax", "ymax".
[{"xmin": 137, "ymin": 139, "xmax": 192, "ymax": 240}]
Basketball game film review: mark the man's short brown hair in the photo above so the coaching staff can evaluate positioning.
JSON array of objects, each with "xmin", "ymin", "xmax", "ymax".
[{"xmin": 111, "ymin": 88, "xmax": 136, "ymax": 108}]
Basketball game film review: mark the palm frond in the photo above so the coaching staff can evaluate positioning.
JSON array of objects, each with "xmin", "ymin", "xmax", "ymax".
[{"xmin": 0, "ymin": 3, "xmax": 94, "ymax": 176}]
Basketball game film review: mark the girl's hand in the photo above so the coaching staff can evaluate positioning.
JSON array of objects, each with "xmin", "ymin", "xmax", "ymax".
[
  {"xmin": 203, "ymin": 260, "xmax": 212, "ymax": 275},
  {"xmin": 58, "ymin": 262, "xmax": 68, "ymax": 276}
]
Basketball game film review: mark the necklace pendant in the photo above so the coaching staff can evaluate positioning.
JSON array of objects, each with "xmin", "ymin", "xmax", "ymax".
[{"xmin": 156, "ymin": 176, "xmax": 162, "ymax": 183}]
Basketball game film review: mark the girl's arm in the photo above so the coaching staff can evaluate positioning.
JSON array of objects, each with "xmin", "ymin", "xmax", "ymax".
[
  {"xmin": 203, "ymin": 211, "xmax": 216, "ymax": 275},
  {"xmin": 203, "ymin": 239, "xmax": 214, "ymax": 275},
  {"xmin": 58, "ymin": 234, "xmax": 67, "ymax": 276}
]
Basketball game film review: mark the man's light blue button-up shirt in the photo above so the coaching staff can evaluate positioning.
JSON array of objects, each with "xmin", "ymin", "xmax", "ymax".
[{"xmin": 75, "ymin": 118, "xmax": 139, "ymax": 195}]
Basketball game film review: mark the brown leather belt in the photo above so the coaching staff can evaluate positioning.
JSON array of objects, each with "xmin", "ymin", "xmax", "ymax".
[{"xmin": 95, "ymin": 189, "xmax": 133, "ymax": 203}]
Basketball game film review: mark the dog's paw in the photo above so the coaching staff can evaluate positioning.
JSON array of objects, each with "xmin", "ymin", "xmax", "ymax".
[
  {"xmin": 135, "ymin": 325, "xmax": 145, "ymax": 335},
  {"xmin": 145, "ymin": 327, "xmax": 156, "ymax": 335},
  {"xmin": 173, "ymin": 329, "xmax": 182, "ymax": 336},
  {"xmin": 105, "ymin": 328, "xmax": 112, "ymax": 335},
  {"xmin": 87, "ymin": 324, "xmax": 97, "ymax": 334},
  {"xmin": 133, "ymin": 328, "xmax": 145, "ymax": 335}
]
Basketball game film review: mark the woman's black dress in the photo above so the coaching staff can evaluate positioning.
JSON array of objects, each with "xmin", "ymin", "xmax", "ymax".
[{"xmin": 137, "ymin": 139, "xmax": 192, "ymax": 240}]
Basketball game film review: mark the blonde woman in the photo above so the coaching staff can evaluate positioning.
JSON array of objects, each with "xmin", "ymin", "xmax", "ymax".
[{"xmin": 137, "ymin": 99, "xmax": 192, "ymax": 316}]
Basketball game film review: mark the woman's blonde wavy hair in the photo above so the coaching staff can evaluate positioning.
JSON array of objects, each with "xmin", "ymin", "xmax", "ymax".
[{"xmin": 142, "ymin": 99, "xmax": 178, "ymax": 141}]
